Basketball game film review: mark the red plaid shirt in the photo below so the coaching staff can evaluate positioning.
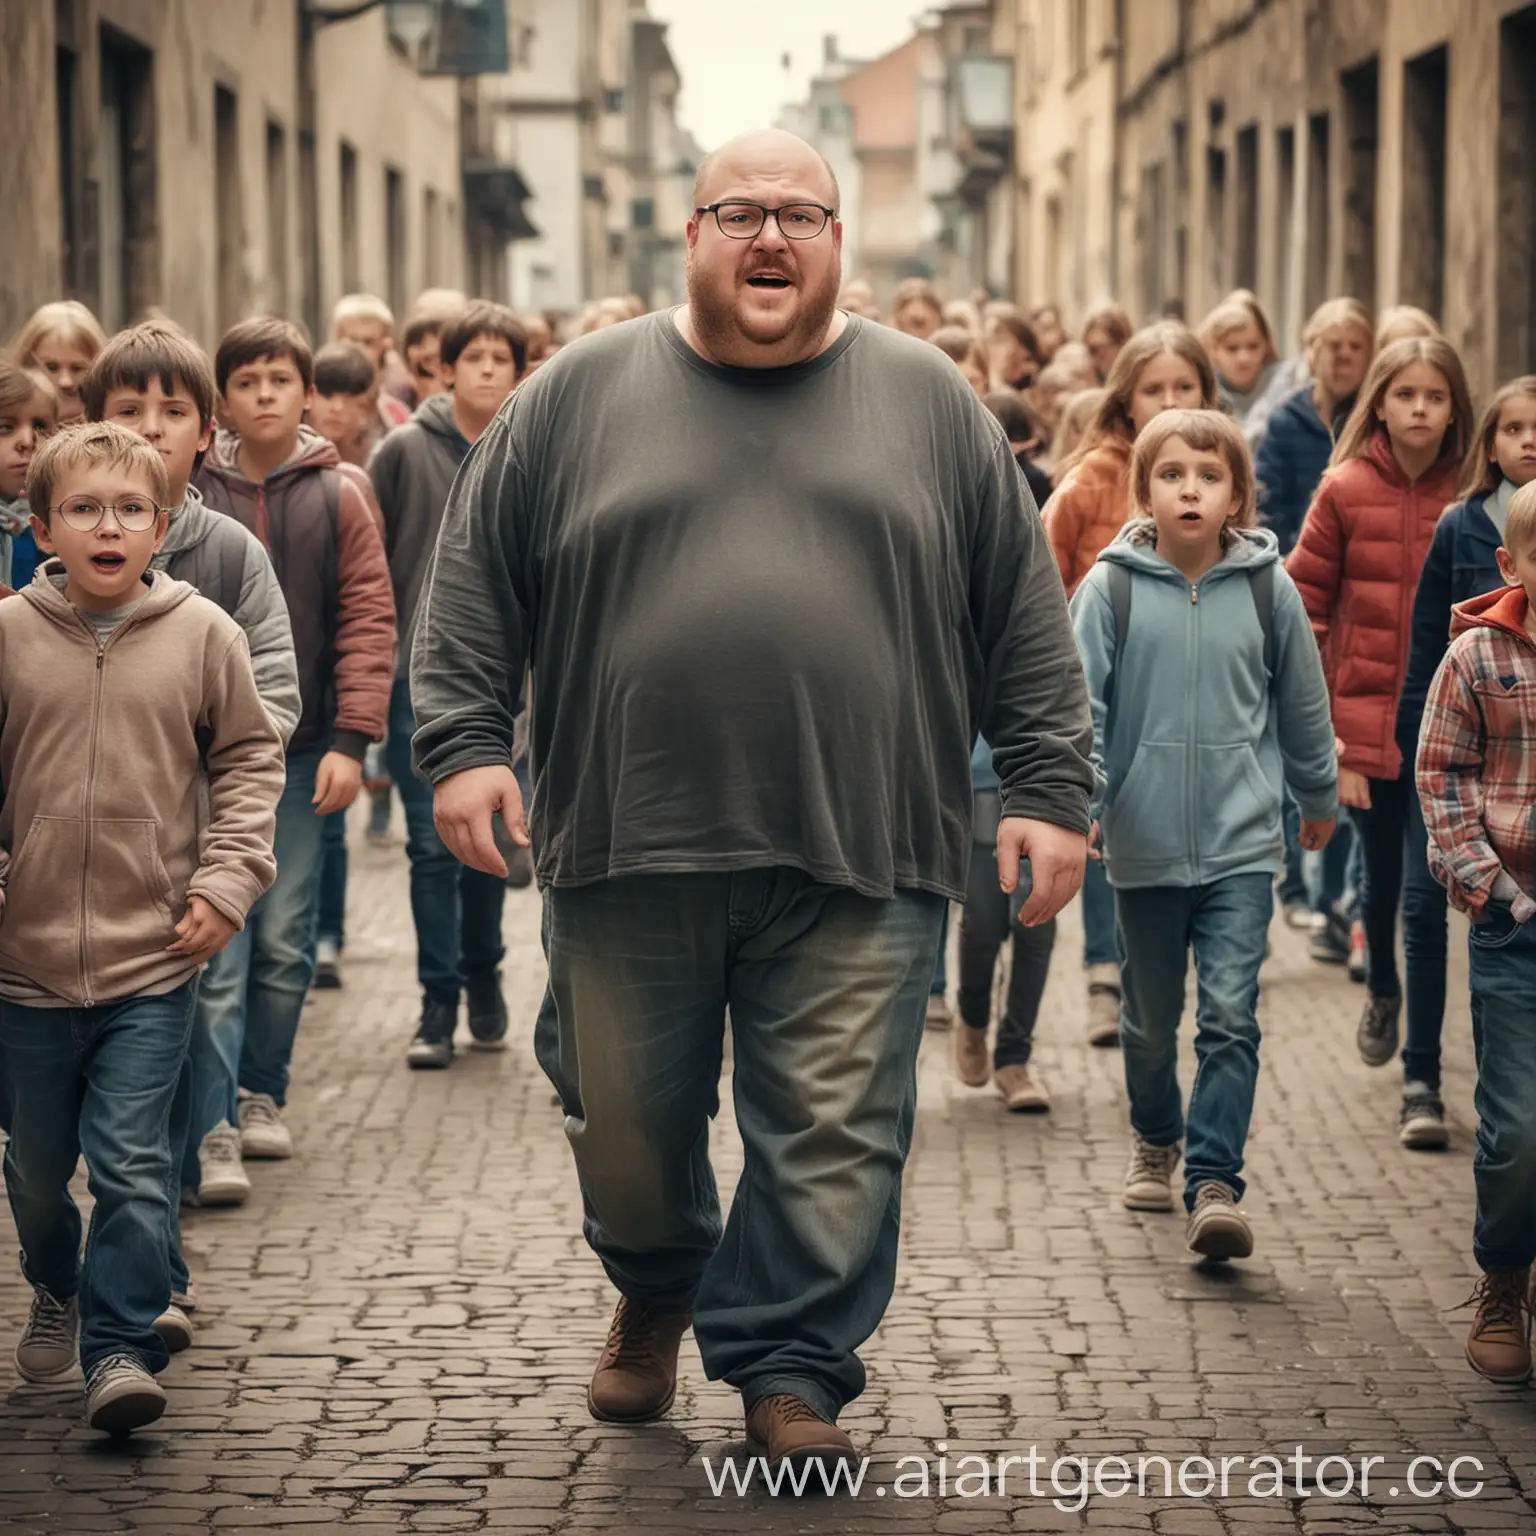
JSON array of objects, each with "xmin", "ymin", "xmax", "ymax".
[{"xmin": 1415, "ymin": 585, "xmax": 1536, "ymax": 915}]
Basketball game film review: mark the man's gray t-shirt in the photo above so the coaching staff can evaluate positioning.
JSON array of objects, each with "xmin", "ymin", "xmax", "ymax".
[{"xmin": 410, "ymin": 311, "xmax": 1094, "ymax": 901}]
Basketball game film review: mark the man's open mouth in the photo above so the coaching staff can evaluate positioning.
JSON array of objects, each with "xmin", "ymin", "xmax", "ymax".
[{"xmin": 746, "ymin": 274, "xmax": 792, "ymax": 289}]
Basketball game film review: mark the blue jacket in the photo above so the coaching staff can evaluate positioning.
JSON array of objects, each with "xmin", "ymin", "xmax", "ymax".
[
  {"xmin": 1070, "ymin": 522, "xmax": 1338, "ymax": 890},
  {"xmin": 1253, "ymin": 385, "xmax": 1352, "ymax": 556},
  {"xmin": 1394, "ymin": 491, "xmax": 1506, "ymax": 763}
]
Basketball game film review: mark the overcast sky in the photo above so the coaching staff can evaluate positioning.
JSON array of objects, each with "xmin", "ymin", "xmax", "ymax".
[{"xmin": 647, "ymin": 0, "xmax": 921, "ymax": 151}]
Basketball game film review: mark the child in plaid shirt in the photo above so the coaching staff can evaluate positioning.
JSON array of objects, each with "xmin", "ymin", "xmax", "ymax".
[{"xmin": 1416, "ymin": 482, "xmax": 1536, "ymax": 1387}]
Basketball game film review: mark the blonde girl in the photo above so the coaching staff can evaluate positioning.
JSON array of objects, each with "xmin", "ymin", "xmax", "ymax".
[
  {"xmin": 1082, "ymin": 302, "xmax": 1134, "ymax": 382},
  {"xmin": 1288, "ymin": 337, "xmax": 1475, "ymax": 1075},
  {"xmin": 0, "ymin": 362, "xmax": 60, "ymax": 589},
  {"xmin": 891, "ymin": 279, "xmax": 943, "ymax": 341},
  {"xmin": 1199, "ymin": 294, "xmax": 1280, "ymax": 428},
  {"xmin": 11, "ymin": 300, "xmax": 106, "ymax": 426}
]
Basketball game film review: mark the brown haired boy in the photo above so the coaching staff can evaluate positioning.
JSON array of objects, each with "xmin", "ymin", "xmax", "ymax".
[
  {"xmin": 194, "ymin": 317, "xmax": 395, "ymax": 1158},
  {"xmin": 0, "ymin": 422, "xmax": 283, "ymax": 1433}
]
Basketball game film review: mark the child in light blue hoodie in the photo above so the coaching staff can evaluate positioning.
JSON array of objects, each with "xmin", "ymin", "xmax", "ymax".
[{"xmin": 1070, "ymin": 409, "xmax": 1337, "ymax": 1262}]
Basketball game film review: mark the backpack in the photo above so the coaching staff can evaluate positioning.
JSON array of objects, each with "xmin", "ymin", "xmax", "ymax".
[{"xmin": 1102, "ymin": 560, "xmax": 1276, "ymax": 742}]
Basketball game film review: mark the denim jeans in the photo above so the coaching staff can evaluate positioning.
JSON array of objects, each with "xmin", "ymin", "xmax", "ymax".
[
  {"xmin": 1305, "ymin": 814, "xmax": 1357, "ymax": 919},
  {"xmin": 1468, "ymin": 905, "xmax": 1536, "ymax": 1273},
  {"xmin": 0, "ymin": 980, "xmax": 197, "ymax": 1375},
  {"xmin": 316, "ymin": 807, "xmax": 349, "ymax": 949},
  {"xmin": 1400, "ymin": 785, "xmax": 1449, "ymax": 1089},
  {"xmin": 188, "ymin": 747, "xmax": 326, "ymax": 1139},
  {"xmin": 385, "ymin": 678, "xmax": 506, "ymax": 1002},
  {"xmin": 930, "ymin": 905, "xmax": 949, "ymax": 996},
  {"xmin": 1080, "ymin": 853, "xmax": 1117, "ymax": 968},
  {"xmin": 1278, "ymin": 793, "xmax": 1307, "ymax": 907},
  {"xmin": 537, "ymin": 868, "xmax": 944, "ymax": 1422},
  {"xmin": 957, "ymin": 792, "xmax": 1056, "ymax": 1067},
  {"xmin": 1115, "ymin": 874, "xmax": 1272, "ymax": 1209}
]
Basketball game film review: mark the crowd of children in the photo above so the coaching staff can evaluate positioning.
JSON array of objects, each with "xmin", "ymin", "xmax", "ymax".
[
  {"xmin": 0, "ymin": 264, "xmax": 1532, "ymax": 1440},
  {"xmin": 909, "ymin": 279, "xmax": 1535, "ymax": 1381}
]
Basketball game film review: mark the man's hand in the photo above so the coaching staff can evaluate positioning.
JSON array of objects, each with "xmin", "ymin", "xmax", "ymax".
[
  {"xmin": 1298, "ymin": 816, "xmax": 1335, "ymax": 852},
  {"xmin": 997, "ymin": 816, "xmax": 1088, "ymax": 928},
  {"xmin": 168, "ymin": 895, "xmax": 238, "ymax": 963},
  {"xmin": 313, "ymin": 751, "xmax": 364, "ymax": 816},
  {"xmin": 433, "ymin": 764, "xmax": 528, "ymax": 877}
]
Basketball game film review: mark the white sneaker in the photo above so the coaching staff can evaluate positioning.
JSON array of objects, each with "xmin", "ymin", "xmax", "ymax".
[
  {"xmin": 15, "ymin": 1288, "xmax": 79, "ymax": 1382},
  {"xmin": 1086, "ymin": 961, "xmax": 1122, "ymax": 1047},
  {"xmin": 84, "ymin": 1353, "xmax": 166, "ymax": 1435},
  {"xmin": 153, "ymin": 1303, "xmax": 194, "ymax": 1354},
  {"xmin": 1122, "ymin": 1134, "xmax": 1181, "ymax": 1211},
  {"xmin": 196, "ymin": 1122, "xmax": 251, "ymax": 1206},
  {"xmin": 1186, "ymin": 1180, "xmax": 1254, "ymax": 1261},
  {"xmin": 238, "ymin": 1092, "xmax": 293, "ymax": 1160},
  {"xmin": 313, "ymin": 937, "xmax": 342, "ymax": 989}
]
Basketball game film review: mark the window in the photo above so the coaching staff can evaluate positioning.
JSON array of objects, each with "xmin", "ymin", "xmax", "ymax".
[
  {"xmin": 1305, "ymin": 112, "xmax": 1330, "ymax": 313},
  {"xmin": 1206, "ymin": 142, "xmax": 1227, "ymax": 295},
  {"xmin": 1234, "ymin": 124, "xmax": 1258, "ymax": 291},
  {"xmin": 1401, "ymin": 45, "xmax": 1448, "ymax": 319},
  {"xmin": 57, "ymin": 47, "xmax": 80, "ymax": 296},
  {"xmin": 422, "ymin": 186, "xmax": 439, "ymax": 286},
  {"xmin": 1341, "ymin": 58, "xmax": 1379, "ymax": 312},
  {"xmin": 266, "ymin": 120, "xmax": 288, "ymax": 317},
  {"xmin": 299, "ymin": 130, "xmax": 320, "ymax": 341},
  {"xmin": 1138, "ymin": 161, "xmax": 1166, "ymax": 321},
  {"xmin": 631, "ymin": 196, "xmax": 655, "ymax": 230},
  {"xmin": 1069, "ymin": 0, "xmax": 1087, "ymax": 75},
  {"xmin": 1498, "ymin": 6, "xmax": 1536, "ymax": 372},
  {"xmin": 604, "ymin": 87, "xmax": 624, "ymax": 112},
  {"xmin": 214, "ymin": 86, "xmax": 243, "ymax": 332},
  {"xmin": 1274, "ymin": 125, "xmax": 1296, "ymax": 344},
  {"xmin": 384, "ymin": 165, "xmax": 406, "ymax": 320},
  {"xmin": 339, "ymin": 140, "xmax": 360, "ymax": 292},
  {"xmin": 97, "ymin": 27, "xmax": 157, "ymax": 330}
]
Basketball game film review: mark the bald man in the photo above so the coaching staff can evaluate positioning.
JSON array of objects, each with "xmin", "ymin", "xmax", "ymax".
[{"xmin": 409, "ymin": 129, "xmax": 1095, "ymax": 1476}]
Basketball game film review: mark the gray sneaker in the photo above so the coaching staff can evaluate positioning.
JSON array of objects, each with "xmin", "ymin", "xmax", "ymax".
[
  {"xmin": 15, "ymin": 1288, "xmax": 78, "ymax": 1382},
  {"xmin": 1358, "ymin": 992, "xmax": 1401, "ymax": 1067},
  {"xmin": 238, "ymin": 1092, "xmax": 293, "ymax": 1160},
  {"xmin": 153, "ymin": 1303, "xmax": 194, "ymax": 1355},
  {"xmin": 1186, "ymin": 1181, "xmax": 1253, "ymax": 1261},
  {"xmin": 1122, "ymin": 1134, "xmax": 1181, "ymax": 1211},
  {"xmin": 1399, "ymin": 1083, "xmax": 1449, "ymax": 1150},
  {"xmin": 84, "ymin": 1353, "xmax": 166, "ymax": 1435},
  {"xmin": 196, "ymin": 1122, "xmax": 251, "ymax": 1206}
]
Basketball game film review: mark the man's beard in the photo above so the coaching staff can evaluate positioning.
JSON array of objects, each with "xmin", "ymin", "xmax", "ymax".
[{"xmin": 686, "ymin": 253, "xmax": 842, "ymax": 364}]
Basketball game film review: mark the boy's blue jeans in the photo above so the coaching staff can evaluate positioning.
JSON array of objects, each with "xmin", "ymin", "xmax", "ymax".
[
  {"xmin": 536, "ymin": 868, "xmax": 944, "ymax": 1423},
  {"xmin": 1115, "ymin": 874, "xmax": 1272, "ymax": 1210},
  {"xmin": 182, "ymin": 749, "xmax": 326, "ymax": 1183},
  {"xmin": 385, "ymin": 678, "xmax": 505, "ymax": 1002},
  {"xmin": 0, "ymin": 980, "xmax": 197, "ymax": 1375},
  {"xmin": 316, "ymin": 808, "xmax": 348, "ymax": 950},
  {"xmin": 1080, "ymin": 853, "xmax": 1117, "ymax": 968},
  {"xmin": 1469, "ymin": 905, "xmax": 1536, "ymax": 1274}
]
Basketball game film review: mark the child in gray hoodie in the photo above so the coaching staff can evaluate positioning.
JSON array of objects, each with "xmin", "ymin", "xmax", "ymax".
[{"xmin": 1070, "ymin": 409, "xmax": 1337, "ymax": 1263}]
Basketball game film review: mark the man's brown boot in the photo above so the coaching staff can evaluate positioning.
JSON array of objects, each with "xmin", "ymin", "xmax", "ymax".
[
  {"xmin": 1465, "ymin": 1269, "xmax": 1533, "ymax": 1384},
  {"xmin": 586, "ymin": 1297, "xmax": 692, "ymax": 1422},
  {"xmin": 745, "ymin": 1394, "xmax": 857, "ymax": 1477}
]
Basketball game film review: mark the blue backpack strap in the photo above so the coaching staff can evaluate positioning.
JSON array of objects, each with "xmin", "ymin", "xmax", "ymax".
[
  {"xmin": 1104, "ymin": 562, "xmax": 1131, "ymax": 740},
  {"xmin": 1251, "ymin": 562, "xmax": 1275, "ymax": 682}
]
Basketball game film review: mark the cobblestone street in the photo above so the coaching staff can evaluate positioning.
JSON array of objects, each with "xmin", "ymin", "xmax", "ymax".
[{"xmin": 2, "ymin": 816, "xmax": 1535, "ymax": 1535}]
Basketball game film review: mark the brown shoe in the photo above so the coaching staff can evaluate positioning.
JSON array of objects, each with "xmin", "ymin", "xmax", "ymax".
[
  {"xmin": 586, "ymin": 1297, "xmax": 692, "ymax": 1422},
  {"xmin": 1464, "ymin": 1269, "xmax": 1533, "ymax": 1384},
  {"xmin": 993, "ymin": 1062, "xmax": 1050, "ymax": 1113},
  {"xmin": 745, "ymin": 1394, "xmax": 856, "ymax": 1479},
  {"xmin": 951, "ymin": 1022, "xmax": 990, "ymax": 1087}
]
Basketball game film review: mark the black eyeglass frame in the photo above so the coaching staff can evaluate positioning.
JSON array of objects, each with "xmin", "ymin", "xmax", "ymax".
[{"xmin": 694, "ymin": 201, "xmax": 838, "ymax": 240}]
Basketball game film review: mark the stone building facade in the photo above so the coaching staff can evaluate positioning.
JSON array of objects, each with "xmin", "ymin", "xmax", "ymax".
[{"xmin": 0, "ymin": 0, "xmax": 465, "ymax": 350}]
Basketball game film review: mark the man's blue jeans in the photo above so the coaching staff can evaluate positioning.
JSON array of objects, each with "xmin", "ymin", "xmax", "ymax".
[
  {"xmin": 385, "ymin": 678, "xmax": 505, "ymax": 1001},
  {"xmin": 0, "ymin": 980, "xmax": 197, "ymax": 1375},
  {"xmin": 537, "ymin": 868, "xmax": 944, "ymax": 1423},
  {"xmin": 187, "ymin": 748, "xmax": 326, "ymax": 1154},
  {"xmin": 1469, "ymin": 905, "xmax": 1536, "ymax": 1274},
  {"xmin": 1115, "ymin": 874, "xmax": 1272, "ymax": 1210},
  {"xmin": 1080, "ymin": 853, "xmax": 1117, "ymax": 968}
]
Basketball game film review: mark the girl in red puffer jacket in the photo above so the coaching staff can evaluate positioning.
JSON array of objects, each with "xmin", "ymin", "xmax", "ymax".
[{"xmin": 1287, "ymin": 336, "xmax": 1474, "ymax": 1081}]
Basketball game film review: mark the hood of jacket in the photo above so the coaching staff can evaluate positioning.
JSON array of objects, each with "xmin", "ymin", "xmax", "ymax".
[
  {"xmin": 24, "ymin": 561, "xmax": 196, "ymax": 632},
  {"xmin": 158, "ymin": 482, "xmax": 222, "ymax": 558},
  {"xmin": 1097, "ymin": 518, "xmax": 1281, "ymax": 578},
  {"xmin": 1451, "ymin": 582, "xmax": 1533, "ymax": 641},
  {"xmin": 413, "ymin": 391, "xmax": 472, "ymax": 457},
  {"xmin": 202, "ymin": 424, "xmax": 339, "ymax": 495}
]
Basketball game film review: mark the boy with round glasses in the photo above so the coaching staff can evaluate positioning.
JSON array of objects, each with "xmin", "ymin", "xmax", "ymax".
[{"xmin": 0, "ymin": 422, "xmax": 284, "ymax": 1434}]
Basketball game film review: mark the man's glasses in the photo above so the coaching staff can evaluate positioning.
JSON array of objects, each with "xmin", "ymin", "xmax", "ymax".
[
  {"xmin": 51, "ymin": 496, "xmax": 163, "ymax": 533},
  {"xmin": 695, "ymin": 201, "xmax": 836, "ymax": 240}
]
